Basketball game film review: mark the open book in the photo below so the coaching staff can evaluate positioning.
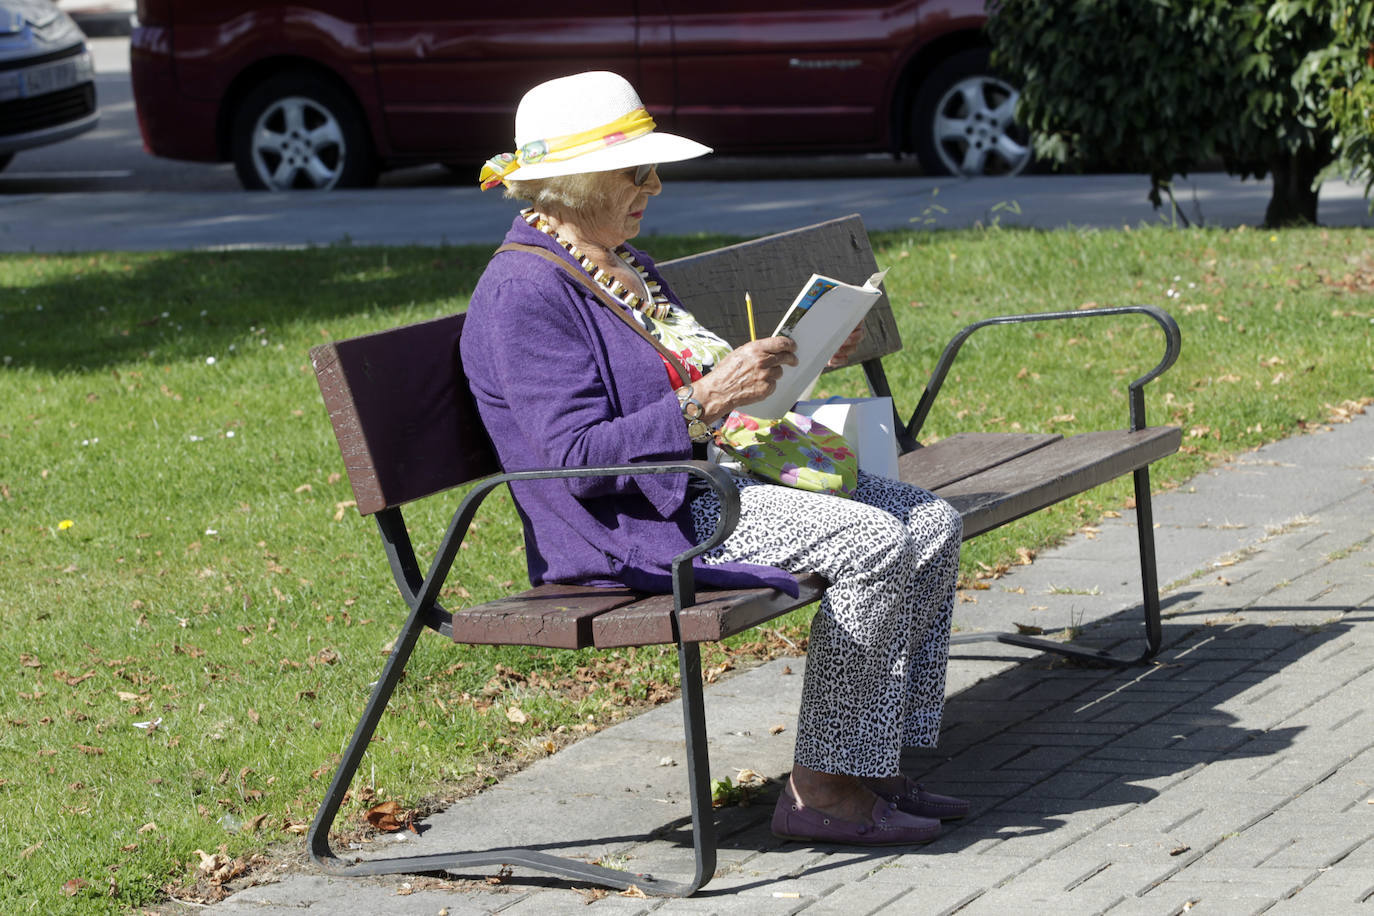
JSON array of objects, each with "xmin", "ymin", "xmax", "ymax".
[{"xmin": 738, "ymin": 269, "xmax": 888, "ymax": 419}]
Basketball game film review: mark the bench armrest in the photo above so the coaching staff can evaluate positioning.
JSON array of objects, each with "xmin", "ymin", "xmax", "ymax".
[
  {"xmin": 404, "ymin": 460, "xmax": 741, "ymax": 620},
  {"xmin": 904, "ymin": 304, "xmax": 1181, "ymax": 445}
]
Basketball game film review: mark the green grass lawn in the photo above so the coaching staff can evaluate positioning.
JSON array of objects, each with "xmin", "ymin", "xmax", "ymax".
[{"xmin": 2, "ymin": 225, "xmax": 1371, "ymax": 912}]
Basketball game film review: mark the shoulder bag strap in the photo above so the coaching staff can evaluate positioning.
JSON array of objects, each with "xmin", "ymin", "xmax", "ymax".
[{"xmin": 494, "ymin": 242, "xmax": 693, "ymax": 386}]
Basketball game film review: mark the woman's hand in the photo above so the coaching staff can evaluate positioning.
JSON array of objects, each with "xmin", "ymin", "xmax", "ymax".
[
  {"xmin": 693, "ymin": 337, "xmax": 798, "ymax": 423},
  {"xmin": 827, "ymin": 323, "xmax": 865, "ymax": 368}
]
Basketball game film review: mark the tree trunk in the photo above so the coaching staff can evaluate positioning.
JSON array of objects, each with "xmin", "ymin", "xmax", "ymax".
[{"xmin": 1264, "ymin": 147, "xmax": 1325, "ymax": 227}]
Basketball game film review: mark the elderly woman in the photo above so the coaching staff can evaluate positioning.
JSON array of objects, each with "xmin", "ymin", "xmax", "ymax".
[{"xmin": 461, "ymin": 71, "xmax": 965, "ymax": 846}]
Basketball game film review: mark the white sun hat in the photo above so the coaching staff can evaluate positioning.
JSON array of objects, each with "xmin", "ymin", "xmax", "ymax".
[{"xmin": 479, "ymin": 71, "xmax": 711, "ymax": 189}]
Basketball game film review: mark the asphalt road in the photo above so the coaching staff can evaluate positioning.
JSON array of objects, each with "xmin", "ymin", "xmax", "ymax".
[{"xmin": 2, "ymin": 38, "xmax": 1370, "ymax": 252}]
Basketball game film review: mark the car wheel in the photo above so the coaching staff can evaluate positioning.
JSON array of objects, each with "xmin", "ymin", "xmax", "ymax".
[
  {"xmin": 231, "ymin": 73, "xmax": 377, "ymax": 191},
  {"xmin": 911, "ymin": 49, "xmax": 1031, "ymax": 178},
  {"xmin": 0, "ymin": 153, "xmax": 13, "ymax": 174}
]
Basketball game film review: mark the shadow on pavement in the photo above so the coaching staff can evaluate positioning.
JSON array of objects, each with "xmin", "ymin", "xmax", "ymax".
[{"xmin": 371, "ymin": 606, "xmax": 1352, "ymax": 897}]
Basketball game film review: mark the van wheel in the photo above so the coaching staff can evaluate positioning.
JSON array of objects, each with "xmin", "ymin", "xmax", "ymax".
[
  {"xmin": 231, "ymin": 73, "xmax": 377, "ymax": 191},
  {"xmin": 911, "ymin": 49, "xmax": 1031, "ymax": 177}
]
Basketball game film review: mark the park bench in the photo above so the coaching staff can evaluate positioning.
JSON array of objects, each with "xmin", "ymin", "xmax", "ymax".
[{"xmin": 305, "ymin": 213, "xmax": 1181, "ymax": 897}]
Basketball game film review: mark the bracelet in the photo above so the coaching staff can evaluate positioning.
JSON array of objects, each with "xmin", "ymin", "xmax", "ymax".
[{"xmin": 675, "ymin": 385, "xmax": 712, "ymax": 442}]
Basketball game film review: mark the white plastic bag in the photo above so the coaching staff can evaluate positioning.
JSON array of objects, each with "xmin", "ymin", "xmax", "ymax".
[{"xmin": 792, "ymin": 396, "xmax": 900, "ymax": 480}]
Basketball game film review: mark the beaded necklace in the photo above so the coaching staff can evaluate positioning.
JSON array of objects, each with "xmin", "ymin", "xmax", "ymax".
[{"xmin": 523, "ymin": 209, "xmax": 673, "ymax": 320}]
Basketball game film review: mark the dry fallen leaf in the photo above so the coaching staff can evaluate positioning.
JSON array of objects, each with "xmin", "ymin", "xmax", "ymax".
[
  {"xmin": 364, "ymin": 800, "xmax": 413, "ymax": 833},
  {"xmin": 1014, "ymin": 623, "xmax": 1045, "ymax": 635},
  {"xmin": 505, "ymin": 706, "xmax": 527, "ymax": 724},
  {"xmin": 61, "ymin": 878, "xmax": 88, "ymax": 896},
  {"xmin": 619, "ymin": 885, "xmax": 648, "ymax": 898},
  {"xmin": 736, "ymin": 768, "xmax": 768, "ymax": 786},
  {"xmin": 769, "ymin": 724, "xmax": 786, "ymax": 735},
  {"xmin": 194, "ymin": 848, "xmax": 226, "ymax": 877}
]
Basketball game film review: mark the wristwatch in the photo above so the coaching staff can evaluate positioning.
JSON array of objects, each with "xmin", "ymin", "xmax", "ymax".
[{"xmin": 675, "ymin": 385, "xmax": 712, "ymax": 443}]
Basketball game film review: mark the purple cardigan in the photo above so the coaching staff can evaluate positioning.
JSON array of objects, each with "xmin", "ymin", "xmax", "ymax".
[{"xmin": 460, "ymin": 216, "xmax": 798, "ymax": 597}]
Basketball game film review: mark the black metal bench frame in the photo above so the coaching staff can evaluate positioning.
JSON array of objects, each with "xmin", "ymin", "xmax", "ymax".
[{"xmin": 305, "ymin": 214, "xmax": 1182, "ymax": 897}]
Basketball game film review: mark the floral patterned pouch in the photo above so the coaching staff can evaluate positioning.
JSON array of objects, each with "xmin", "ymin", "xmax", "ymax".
[{"xmin": 714, "ymin": 410, "xmax": 858, "ymax": 498}]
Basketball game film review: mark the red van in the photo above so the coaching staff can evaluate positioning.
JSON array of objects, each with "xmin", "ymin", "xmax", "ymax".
[{"xmin": 131, "ymin": 1, "xmax": 1027, "ymax": 191}]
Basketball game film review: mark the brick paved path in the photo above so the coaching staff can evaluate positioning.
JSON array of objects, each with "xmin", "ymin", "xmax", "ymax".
[{"xmin": 212, "ymin": 417, "xmax": 1374, "ymax": 915}]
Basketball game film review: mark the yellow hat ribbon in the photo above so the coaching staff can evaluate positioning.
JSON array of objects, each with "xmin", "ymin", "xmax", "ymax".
[{"xmin": 479, "ymin": 108, "xmax": 656, "ymax": 190}]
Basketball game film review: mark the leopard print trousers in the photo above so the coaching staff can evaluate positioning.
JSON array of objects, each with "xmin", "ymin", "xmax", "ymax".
[{"xmin": 691, "ymin": 470, "xmax": 962, "ymax": 778}]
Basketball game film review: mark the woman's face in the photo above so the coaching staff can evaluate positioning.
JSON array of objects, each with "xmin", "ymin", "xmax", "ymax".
[{"xmin": 582, "ymin": 165, "xmax": 661, "ymax": 246}]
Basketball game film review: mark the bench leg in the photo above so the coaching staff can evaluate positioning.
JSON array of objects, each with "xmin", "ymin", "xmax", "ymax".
[
  {"xmin": 676, "ymin": 639, "xmax": 719, "ymax": 892},
  {"xmin": 994, "ymin": 465, "xmax": 1165, "ymax": 666},
  {"xmin": 305, "ymin": 615, "xmax": 717, "ymax": 896}
]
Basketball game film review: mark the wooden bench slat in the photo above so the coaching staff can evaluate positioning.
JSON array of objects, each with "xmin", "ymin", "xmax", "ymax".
[
  {"xmin": 591, "ymin": 573, "xmax": 829, "ymax": 649},
  {"xmin": 448, "ymin": 584, "xmax": 642, "ymax": 649},
  {"xmin": 935, "ymin": 427, "xmax": 1183, "ymax": 539},
  {"xmin": 898, "ymin": 432, "xmax": 1061, "ymax": 492}
]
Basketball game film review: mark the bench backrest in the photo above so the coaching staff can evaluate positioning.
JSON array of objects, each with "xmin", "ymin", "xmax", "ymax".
[
  {"xmin": 312, "ymin": 313, "xmax": 496, "ymax": 515},
  {"xmin": 312, "ymin": 214, "xmax": 900, "ymax": 515},
  {"xmin": 655, "ymin": 214, "xmax": 900, "ymax": 359}
]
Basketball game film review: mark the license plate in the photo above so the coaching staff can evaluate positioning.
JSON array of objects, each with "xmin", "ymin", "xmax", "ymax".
[{"xmin": 21, "ymin": 53, "xmax": 93, "ymax": 98}]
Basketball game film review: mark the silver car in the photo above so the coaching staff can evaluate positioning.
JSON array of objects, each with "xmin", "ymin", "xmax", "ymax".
[{"xmin": 0, "ymin": 0, "xmax": 98, "ymax": 173}]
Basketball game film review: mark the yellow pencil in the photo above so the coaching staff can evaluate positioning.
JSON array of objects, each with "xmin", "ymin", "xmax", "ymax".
[{"xmin": 745, "ymin": 291, "xmax": 757, "ymax": 341}]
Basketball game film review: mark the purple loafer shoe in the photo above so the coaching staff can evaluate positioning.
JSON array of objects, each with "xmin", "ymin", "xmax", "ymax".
[
  {"xmin": 871, "ymin": 778, "xmax": 969, "ymax": 820},
  {"xmin": 771, "ymin": 784, "xmax": 941, "ymax": 846}
]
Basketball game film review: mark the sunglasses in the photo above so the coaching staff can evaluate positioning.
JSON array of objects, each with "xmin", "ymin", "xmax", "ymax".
[{"xmin": 632, "ymin": 163, "xmax": 657, "ymax": 186}]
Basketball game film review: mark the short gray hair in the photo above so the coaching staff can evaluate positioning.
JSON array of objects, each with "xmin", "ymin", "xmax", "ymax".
[{"xmin": 503, "ymin": 171, "xmax": 617, "ymax": 214}]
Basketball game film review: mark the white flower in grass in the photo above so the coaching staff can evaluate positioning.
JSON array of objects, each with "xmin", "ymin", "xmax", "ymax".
[{"xmin": 205, "ymin": 356, "xmax": 216, "ymax": 365}]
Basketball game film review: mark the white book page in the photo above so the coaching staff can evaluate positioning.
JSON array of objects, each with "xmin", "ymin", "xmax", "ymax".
[{"xmin": 738, "ymin": 270, "xmax": 887, "ymax": 419}]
